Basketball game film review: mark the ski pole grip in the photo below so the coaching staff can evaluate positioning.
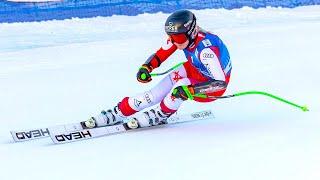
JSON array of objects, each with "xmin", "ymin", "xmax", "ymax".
[{"xmin": 141, "ymin": 73, "xmax": 147, "ymax": 80}]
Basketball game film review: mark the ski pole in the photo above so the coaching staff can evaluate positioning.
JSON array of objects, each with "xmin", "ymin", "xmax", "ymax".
[
  {"xmin": 150, "ymin": 62, "xmax": 184, "ymax": 77},
  {"xmin": 193, "ymin": 91, "xmax": 309, "ymax": 112},
  {"xmin": 150, "ymin": 63, "xmax": 309, "ymax": 112}
]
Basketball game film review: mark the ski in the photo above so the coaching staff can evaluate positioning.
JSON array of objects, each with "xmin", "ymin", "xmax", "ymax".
[
  {"xmin": 11, "ymin": 128, "xmax": 51, "ymax": 142},
  {"xmin": 10, "ymin": 110, "xmax": 214, "ymax": 143},
  {"xmin": 49, "ymin": 110, "xmax": 214, "ymax": 144}
]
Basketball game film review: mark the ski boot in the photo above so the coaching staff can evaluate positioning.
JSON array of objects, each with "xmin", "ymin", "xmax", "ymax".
[
  {"xmin": 127, "ymin": 106, "xmax": 174, "ymax": 129},
  {"xmin": 82, "ymin": 105, "xmax": 126, "ymax": 129}
]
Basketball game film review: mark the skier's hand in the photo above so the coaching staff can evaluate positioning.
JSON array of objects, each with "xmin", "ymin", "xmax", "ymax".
[
  {"xmin": 137, "ymin": 64, "xmax": 152, "ymax": 83},
  {"xmin": 172, "ymin": 85, "xmax": 195, "ymax": 100}
]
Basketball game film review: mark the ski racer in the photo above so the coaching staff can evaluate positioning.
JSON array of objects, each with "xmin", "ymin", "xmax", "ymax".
[{"xmin": 83, "ymin": 9, "xmax": 232, "ymax": 128}]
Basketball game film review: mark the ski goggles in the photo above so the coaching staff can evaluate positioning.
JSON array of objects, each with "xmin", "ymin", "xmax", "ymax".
[{"xmin": 169, "ymin": 33, "xmax": 188, "ymax": 44}]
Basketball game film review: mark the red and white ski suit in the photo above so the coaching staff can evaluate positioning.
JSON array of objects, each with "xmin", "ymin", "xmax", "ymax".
[{"xmin": 118, "ymin": 31, "xmax": 232, "ymax": 116}]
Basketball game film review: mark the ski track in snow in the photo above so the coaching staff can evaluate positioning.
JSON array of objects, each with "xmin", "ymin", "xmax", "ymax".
[{"xmin": 1, "ymin": 6, "xmax": 320, "ymax": 180}]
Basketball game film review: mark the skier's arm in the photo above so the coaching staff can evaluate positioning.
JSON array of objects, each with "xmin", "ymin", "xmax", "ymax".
[
  {"xmin": 145, "ymin": 39, "xmax": 178, "ymax": 69},
  {"xmin": 172, "ymin": 46, "xmax": 228, "ymax": 100},
  {"xmin": 137, "ymin": 40, "xmax": 177, "ymax": 83},
  {"xmin": 199, "ymin": 47, "xmax": 226, "ymax": 81}
]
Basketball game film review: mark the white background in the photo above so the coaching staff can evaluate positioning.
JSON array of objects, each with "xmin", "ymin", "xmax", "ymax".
[{"xmin": 0, "ymin": 6, "xmax": 319, "ymax": 180}]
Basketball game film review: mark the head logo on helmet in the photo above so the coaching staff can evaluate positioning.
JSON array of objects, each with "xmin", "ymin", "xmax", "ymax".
[{"xmin": 165, "ymin": 22, "xmax": 180, "ymax": 33}]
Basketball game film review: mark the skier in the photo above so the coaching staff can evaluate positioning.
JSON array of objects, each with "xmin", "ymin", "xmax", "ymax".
[{"xmin": 83, "ymin": 9, "xmax": 232, "ymax": 128}]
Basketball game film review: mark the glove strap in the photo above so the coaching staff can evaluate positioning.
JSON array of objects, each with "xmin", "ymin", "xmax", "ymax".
[{"xmin": 141, "ymin": 64, "xmax": 153, "ymax": 72}]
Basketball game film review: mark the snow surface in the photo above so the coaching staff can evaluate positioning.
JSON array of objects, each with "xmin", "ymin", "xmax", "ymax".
[{"xmin": 1, "ymin": 6, "xmax": 320, "ymax": 180}]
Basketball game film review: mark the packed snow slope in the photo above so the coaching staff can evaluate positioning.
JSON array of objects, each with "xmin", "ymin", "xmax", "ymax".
[{"xmin": 0, "ymin": 6, "xmax": 320, "ymax": 180}]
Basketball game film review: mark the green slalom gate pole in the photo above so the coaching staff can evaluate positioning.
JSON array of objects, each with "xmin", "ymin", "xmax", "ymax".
[
  {"xmin": 150, "ymin": 63, "xmax": 309, "ymax": 112},
  {"xmin": 194, "ymin": 91, "xmax": 309, "ymax": 112}
]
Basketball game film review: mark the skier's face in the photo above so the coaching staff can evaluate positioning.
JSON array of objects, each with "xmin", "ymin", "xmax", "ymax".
[{"xmin": 169, "ymin": 33, "xmax": 189, "ymax": 49}]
